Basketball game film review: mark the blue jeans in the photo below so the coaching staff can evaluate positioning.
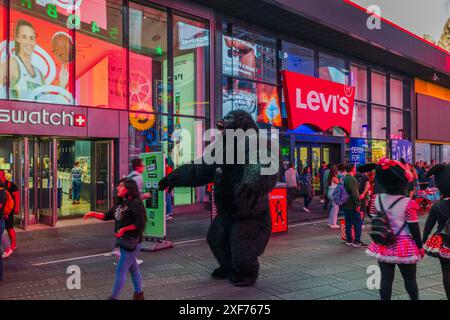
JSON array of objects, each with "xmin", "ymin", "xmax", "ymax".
[
  {"xmin": 343, "ymin": 209, "xmax": 362, "ymax": 243},
  {"xmin": 72, "ymin": 180, "xmax": 81, "ymax": 201},
  {"xmin": 111, "ymin": 243, "xmax": 142, "ymax": 299},
  {"xmin": 0, "ymin": 219, "xmax": 5, "ymax": 281},
  {"xmin": 166, "ymin": 193, "xmax": 173, "ymax": 216}
]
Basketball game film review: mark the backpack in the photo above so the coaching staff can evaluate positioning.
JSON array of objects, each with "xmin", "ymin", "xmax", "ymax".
[
  {"xmin": 0, "ymin": 187, "xmax": 14, "ymax": 217},
  {"xmin": 332, "ymin": 181, "xmax": 349, "ymax": 206},
  {"xmin": 369, "ymin": 196, "xmax": 405, "ymax": 246}
]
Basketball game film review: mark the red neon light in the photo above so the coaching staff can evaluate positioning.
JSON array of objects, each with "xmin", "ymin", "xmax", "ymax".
[{"xmin": 343, "ymin": 0, "xmax": 450, "ymax": 56}]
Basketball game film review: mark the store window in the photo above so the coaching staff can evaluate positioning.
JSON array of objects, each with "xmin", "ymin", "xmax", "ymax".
[
  {"xmin": 390, "ymin": 77, "xmax": 403, "ymax": 108},
  {"xmin": 0, "ymin": 0, "xmax": 5, "ymax": 99},
  {"xmin": 319, "ymin": 52, "xmax": 347, "ymax": 84},
  {"xmin": 76, "ymin": 0, "xmax": 126, "ymax": 109},
  {"xmin": 390, "ymin": 109, "xmax": 403, "ymax": 139},
  {"xmin": 371, "ymin": 105, "xmax": 386, "ymax": 139},
  {"xmin": 351, "ymin": 102, "xmax": 368, "ymax": 138},
  {"xmin": 281, "ymin": 42, "xmax": 314, "ymax": 76},
  {"xmin": 371, "ymin": 71, "xmax": 386, "ymax": 105},
  {"xmin": 350, "ymin": 64, "xmax": 367, "ymax": 102},
  {"xmin": 430, "ymin": 144, "xmax": 443, "ymax": 164},
  {"xmin": 129, "ymin": 4, "xmax": 167, "ymax": 116},
  {"xmin": 8, "ymin": 0, "xmax": 75, "ymax": 104},
  {"xmin": 172, "ymin": 14, "xmax": 209, "ymax": 118}
]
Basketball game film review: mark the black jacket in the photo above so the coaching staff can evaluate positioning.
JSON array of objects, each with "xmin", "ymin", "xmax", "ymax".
[
  {"xmin": 423, "ymin": 199, "xmax": 450, "ymax": 243},
  {"xmin": 105, "ymin": 198, "xmax": 146, "ymax": 242},
  {"xmin": 0, "ymin": 188, "xmax": 5, "ymax": 220}
]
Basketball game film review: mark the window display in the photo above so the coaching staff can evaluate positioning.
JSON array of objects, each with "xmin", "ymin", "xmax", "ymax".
[
  {"xmin": 257, "ymin": 84, "xmax": 281, "ymax": 127},
  {"xmin": 371, "ymin": 140, "xmax": 387, "ymax": 162},
  {"xmin": 281, "ymin": 42, "xmax": 314, "ymax": 76},
  {"xmin": 222, "ymin": 78, "xmax": 257, "ymax": 119},
  {"xmin": 371, "ymin": 105, "xmax": 386, "ymax": 139},
  {"xmin": 0, "ymin": 0, "xmax": 6, "ymax": 99},
  {"xmin": 319, "ymin": 52, "xmax": 347, "ymax": 85}
]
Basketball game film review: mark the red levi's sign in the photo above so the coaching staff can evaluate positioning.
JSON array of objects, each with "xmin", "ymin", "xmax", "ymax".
[{"xmin": 282, "ymin": 71, "xmax": 355, "ymax": 134}]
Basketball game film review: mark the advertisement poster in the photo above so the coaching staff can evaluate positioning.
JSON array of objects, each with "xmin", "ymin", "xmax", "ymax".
[
  {"xmin": 371, "ymin": 140, "xmax": 387, "ymax": 163},
  {"xmin": 140, "ymin": 152, "xmax": 166, "ymax": 239},
  {"xmin": 257, "ymin": 83, "xmax": 282, "ymax": 127},
  {"xmin": 349, "ymin": 138, "xmax": 367, "ymax": 165},
  {"xmin": 269, "ymin": 187, "xmax": 287, "ymax": 234},
  {"xmin": 391, "ymin": 140, "xmax": 413, "ymax": 163},
  {"xmin": 178, "ymin": 22, "xmax": 209, "ymax": 50},
  {"xmin": 222, "ymin": 79, "xmax": 257, "ymax": 119},
  {"xmin": 222, "ymin": 36, "xmax": 256, "ymax": 79}
]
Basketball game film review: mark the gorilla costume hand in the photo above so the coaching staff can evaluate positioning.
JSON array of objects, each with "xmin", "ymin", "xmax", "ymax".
[{"xmin": 158, "ymin": 176, "xmax": 173, "ymax": 193}]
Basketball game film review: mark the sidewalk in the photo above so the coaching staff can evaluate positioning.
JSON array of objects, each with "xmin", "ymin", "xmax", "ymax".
[{"xmin": 0, "ymin": 214, "xmax": 445, "ymax": 300}]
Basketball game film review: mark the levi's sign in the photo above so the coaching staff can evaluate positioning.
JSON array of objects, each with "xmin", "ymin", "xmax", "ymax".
[
  {"xmin": 282, "ymin": 71, "xmax": 355, "ymax": 134},
  {"xmin": 0, "ymin": 109, "xmax": 86, "ymax": 127}
]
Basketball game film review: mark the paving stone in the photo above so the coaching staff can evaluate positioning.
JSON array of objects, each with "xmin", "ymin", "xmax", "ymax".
[{"xmin": 278, "ymin": 285, "xmax": 347, "ymax": 300}]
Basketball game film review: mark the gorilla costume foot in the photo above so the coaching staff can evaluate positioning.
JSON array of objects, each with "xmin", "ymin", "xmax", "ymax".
[
  {"xmin": 211, "ymin": 267, "xmax": 229, "ymax": 279},
  {"xmin": 229, "ymin": 275, "xmax": 256, "ymax": 287}
]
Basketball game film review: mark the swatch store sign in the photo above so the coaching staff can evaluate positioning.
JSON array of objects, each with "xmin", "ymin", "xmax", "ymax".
[
  {"xmin": 282, "ymin": 71, "xmax": 355, "ymax": 134},
  {"xmin": 0, "ymin": 104, "xmax": 87, "ymax": 136}
]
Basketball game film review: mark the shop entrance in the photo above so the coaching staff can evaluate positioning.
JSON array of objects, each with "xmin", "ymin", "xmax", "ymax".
[
  {"xmin": 0, "ymin": 136, "xmax": 114, "ymax": 229},
  {"xmin": 294, "ymin": 143, "xmax": 341, "ymax": 191}
]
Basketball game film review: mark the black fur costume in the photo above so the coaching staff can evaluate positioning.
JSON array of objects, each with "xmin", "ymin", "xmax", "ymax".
[{"xmin": 159, "ymin": 110, "xmax": 279, "ymax": 286}]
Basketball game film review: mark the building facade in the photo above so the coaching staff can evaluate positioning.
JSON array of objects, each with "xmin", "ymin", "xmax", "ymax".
[{"xmin": 0, "ymin": 0, "xmax": 448, "ymax": 228}]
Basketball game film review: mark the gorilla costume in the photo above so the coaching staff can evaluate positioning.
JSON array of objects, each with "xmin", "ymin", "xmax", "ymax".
[{"xmin": 159, "ymin": 110, "xmax": 279, "ymax": 286}]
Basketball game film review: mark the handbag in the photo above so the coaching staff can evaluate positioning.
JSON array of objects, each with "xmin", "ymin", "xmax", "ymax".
[{"xmin": 115, "ymin": 234, "xmax": 138, "ymax": 252}]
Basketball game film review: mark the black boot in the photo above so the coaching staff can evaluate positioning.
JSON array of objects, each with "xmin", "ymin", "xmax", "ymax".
[
  {"xmin": 133, "ymin": 292, "xmax": 145, "ymax": 300},
  {"xmin": 229, "ymin": 274, "xmax": 256, "ymax": 287}
]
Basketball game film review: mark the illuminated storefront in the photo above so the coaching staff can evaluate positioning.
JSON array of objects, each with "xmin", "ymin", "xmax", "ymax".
[{"xmin": 0, "ymin": 0, "xmax": 213, "ymax": 229}]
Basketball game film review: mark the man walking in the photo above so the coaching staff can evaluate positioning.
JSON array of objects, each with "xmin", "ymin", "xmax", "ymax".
[
  {"xmin": 342, "ymin": 164, "xmax": 366, "ymax": 248},
  {"xmin": 0, "ymin": 170, "xmax": 19, "ymax": 258},
  {"xmin": 285, "ymin": 162, "xmax": 298, "ymax": 208}
]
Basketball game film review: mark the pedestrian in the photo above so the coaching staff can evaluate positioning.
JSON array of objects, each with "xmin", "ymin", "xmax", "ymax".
[
  {"xmin": 299, "ymin": 167, "xmax": 313, "ymax": 213},
  {"xmin": 319, "ymin": 161, "xmax": 327, "ymax": 204},
  {"xmin": 327, "ymin": 165, "xmax": 340, "ymax": 228},
  {"xmin": 341, "ymin": 163, "xmax": 366, "ymax": 247},
  {"xmin": 337, "ymin": 163, "xmax": 346, "ymax": 181},
  {"xmin": 322, "ymin": 163, "xmax": 333, "ymax": 210},
  {"xmin": 0, "ymin": 184, "xmax": 6, "ymax": 281},
  {"xmin": 365, "ymin": 158, "xmax": 424, "ymax": 300},
  {"xmin": 71, "ymin": 161, "xmax": 82, "ymax": 204},
  {"xmin": 0, "ymin": 170, "xmax": 19, "ymax": 258},
  {"xmin": 355, "ymin": 169, "xmax": 370, "ymax": 224},
  {"xmin": 285, "ymin": 162, "xmax": 298, "ymax": 208},
  {"xmin": 128, "ymin": 158, "xmax": 152, "ymax": 200},
  {"xmin": 84, "ymin": 178, "xmax": 146, "ymax": 300},
  {"xmin": 165, "ymin": 161, "xmax": 174, "ymax": 220},
  {"xmin": 422, "ymin": 164, "xmax": 450, "ymax": 299}
]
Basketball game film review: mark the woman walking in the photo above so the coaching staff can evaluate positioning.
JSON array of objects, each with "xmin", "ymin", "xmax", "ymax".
[
  {"xmin": 84, "ymin": 178, "xmax": 146, "ymax": 300},
  {"xmin": 422, "ymin": 164, "xmax": 450, "ymax": 299},
  {"xmin": 299, "ymin": 167, "xmax": 313, "ymax": 213},
  {"xmin": 365, "ymin": 158, "xmax": 424, "ymax": 300},
  {"xmin": 327, "ymin": 165, "xmax": 340, "ymax": 228}
]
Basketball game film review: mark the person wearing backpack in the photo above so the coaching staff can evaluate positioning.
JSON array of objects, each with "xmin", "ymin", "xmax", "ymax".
[
  {"xmin": 340, "ymin": 164, "xmax": 366, "ymax": 247},
  {"xmin": 364, "ymin": 158, "xmax": 424, "ymax": 300},
  {"xmin": 422, "ymin": 164, "xmax": 450, "ymax": 299},
  {"xmin": 0, "ymin": 170, "xmax": 20, "ymax": 259}
]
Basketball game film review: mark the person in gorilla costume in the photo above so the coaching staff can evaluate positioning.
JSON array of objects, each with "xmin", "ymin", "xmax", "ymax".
[
  {"xmin": 422, "ymin": 164, "xmax": 450, "ymax": 299},
  {"xmin": 158, "ymin": 110, "xmax": 279, "ymax": 286}
]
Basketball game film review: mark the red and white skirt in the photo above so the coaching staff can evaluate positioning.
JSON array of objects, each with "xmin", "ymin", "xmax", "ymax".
[
  {"xmin": 366, "ymin": 235, "xmax": 421, "ymax": 264},
  {"xmin": 424, "ymin": 234, "xmax": 450, "ymax": 259}
]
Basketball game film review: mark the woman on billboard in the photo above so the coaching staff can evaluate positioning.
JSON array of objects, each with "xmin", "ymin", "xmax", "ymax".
[{"xmin": 2, "ymin": 20, "xmax": 69, "ymax": 101}]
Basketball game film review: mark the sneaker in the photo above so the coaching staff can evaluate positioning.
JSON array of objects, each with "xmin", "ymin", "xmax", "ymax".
[
  {"xmin": 166, "ymin": 215, "xmax": 173, "ymax": 220},
  {"xmin": 303, "ymin": 207, "xmax": 311, "ymax": 213},
  {"xmin": 320, "ymin": 200, "xmax": 325, "ymax": 203},
  {"xmin": 110, "ymin": 248, "xmax": 120, "ymax": 257},
  {"xmin": 352, "ymin": 241, "xmax": 368, "ymax": 248},
  {"xmin": 136, "ymin": 259, "xmax": 143, "ymax": 265},
  {"xmin": 344, "ymin": 241, "xmax": 353, "ymax": 246},
  {"xmin": 330, "ymin": 224, "xmax": 340, "ymax": 229},
  {"xmin": 2, "ymin": 248, "xmax": 13, "ymax": 258}
]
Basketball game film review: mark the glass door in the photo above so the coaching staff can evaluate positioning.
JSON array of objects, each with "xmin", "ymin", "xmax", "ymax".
[
  {"xmin": 25, "ymin": 138, "xmax": 57, "ymax": 227},
  {"xmin": 94, "ymin": 140, "xmax": 114, "ymax": 212}
]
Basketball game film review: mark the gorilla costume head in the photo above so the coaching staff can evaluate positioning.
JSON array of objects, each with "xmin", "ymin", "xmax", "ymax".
[
  {"xmin": 217, "ymin": 110, "xmax": 259, "ymax": 132},
  {"xmin": 426, "ymin": 164, "xmax": 450, "ymax": 197}
]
